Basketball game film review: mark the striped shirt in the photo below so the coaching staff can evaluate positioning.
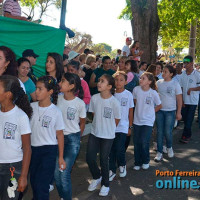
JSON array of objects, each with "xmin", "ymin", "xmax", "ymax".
[
  {"xmin": 3, "ymin": 0, "xmax": 21, "ymax": 16},
  {"xmin": 0, "ymin": 3, "xmax": 3, "ymax": 16}
]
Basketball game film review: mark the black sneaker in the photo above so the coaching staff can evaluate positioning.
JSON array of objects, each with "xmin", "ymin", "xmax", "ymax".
[{"xmin": 179, "ymin": 136, "xmax": 190, "ymax": 144}]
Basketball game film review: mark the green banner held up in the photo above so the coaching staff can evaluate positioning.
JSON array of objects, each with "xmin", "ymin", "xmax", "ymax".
[{"xmin": 0, "ymin": 16, "xmax": 66, "ymax": 77}]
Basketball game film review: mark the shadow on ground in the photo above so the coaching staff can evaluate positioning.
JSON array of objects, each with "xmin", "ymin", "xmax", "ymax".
[{"xmin": 24, "ymin": 116, "xmax": 200, "ymax": 200}]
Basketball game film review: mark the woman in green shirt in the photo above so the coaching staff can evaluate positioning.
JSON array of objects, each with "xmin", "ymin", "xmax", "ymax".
[{"xmin": 17, "ymin": 57, "xmax": 36, "ymax": 102}]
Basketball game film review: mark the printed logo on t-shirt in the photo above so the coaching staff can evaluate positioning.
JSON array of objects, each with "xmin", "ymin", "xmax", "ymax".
[
  {"xmin": 167, "ymin": 87, "xmax": 173, "ymax": 94},
  {"xmin": 103, "ymin": 107, "xmax": 112, "ymax": 119},
  {"xmin": 145, "ymin": 97, "xmax": 152, "ymax": 105},
  {"xmin": 121, "ymin": 98, "xmax": 128, "ymax": 106},
  {"xmin": 42, "ymin": 115, "xmax": 52, "ymax": 128},
  {"xmin": 67, "ymin": 107, "xmax": 77, "ymax": 120},
  {"xmin": 3, "ymin": 122, "xmax": 17, "ymax": 139},
  {"xmin": 189, "ymin": 79, "xmax": 193, "ymax": 83}
]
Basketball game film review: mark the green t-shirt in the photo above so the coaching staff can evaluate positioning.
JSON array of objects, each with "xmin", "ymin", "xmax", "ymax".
[
  {"xmin": 91, "ymin": 67, "xmax": 115, "ymax": 95},
  {"xmin": 23, "ymin": 78, "xmax": 36, "ymax": 101}
]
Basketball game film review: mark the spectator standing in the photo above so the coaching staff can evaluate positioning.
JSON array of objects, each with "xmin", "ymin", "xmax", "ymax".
[
  {"xmin": 179, "ymin": 56, "xmax": 200, "ymax": 143},
  {"xmin": 3, "ymin": 0, "xmax": 27, "ymax": 21},
  {"xmin": 22, "ymin": 49, "xmax": 39, "ymax": 84},
  {"xmin": 122, "ymin": 37, "xmax": 132, "ymax": 57}
]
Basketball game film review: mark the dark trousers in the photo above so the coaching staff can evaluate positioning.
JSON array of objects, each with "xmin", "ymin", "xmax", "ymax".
[
  {"xmin": 198, "ymin": 95, "xmax": 200, "ymax": 128},
  {"xmin": 133, "ymin": 125, "xmax": 152, "ymax": 166},
  {"xmin": 30, "ymin": 145, "xmax": 57, "ymax": 200},
  {"xmin": 86, "ymin": 134, "xmax": 113, "ymax": 187},
  {"xmin": 0, "ymin": 161, "xmax": 22, "ymax": 200},
  {"xmin": 125, "ymin": 135, "xmax": 131, "ymax": 151},
  {"xmin": 182, "ymin": 104, "xmax": 197, "ymax": 138},
  {"xmin": 109, "ymin": 132, "xmax": 127, "ymax": 173}
]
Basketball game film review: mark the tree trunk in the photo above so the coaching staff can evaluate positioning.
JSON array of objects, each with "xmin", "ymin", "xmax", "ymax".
[
  {"xmin": 130, "ymin": 0, "xmax": 160, "ymax": 64},
  {"xmin": 188, "ymin": 20, "xmax": 197, "ymax": 61}
]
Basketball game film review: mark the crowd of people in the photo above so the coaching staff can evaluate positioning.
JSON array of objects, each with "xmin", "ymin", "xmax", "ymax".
[{"xmin": 0, "ymin": 35, "xmax": 200, "ymax": 200}]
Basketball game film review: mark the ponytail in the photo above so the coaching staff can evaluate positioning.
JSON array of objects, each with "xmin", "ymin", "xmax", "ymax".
[
  {"xmin": 142, "ymin": 72, "xmax": 157, "ymax": 91},
  {"xmin": 0, "ymin": 75, "xmax": 33, "ymax": 118},
  {"xmin": 37, "ymin": 76, "xmax": 59, "ymax": 105},
  {"xmin": 63, "ymin": 72, "xmax": 84, "ymax": 99},
  {"xmin": 101, "ymin": 74, "xmax": 115, "ymax": 95}
]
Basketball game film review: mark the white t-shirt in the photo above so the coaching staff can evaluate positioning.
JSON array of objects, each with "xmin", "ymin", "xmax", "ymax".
[
  {"xmin": 30, "ymin": 102, "xmax": 65, "ymax": 147},
  {"xmin": 57, "ymin": 95, "xmax": 86, "ymax": 135},
  {"xmin": 179, "ymin": 70, "xmax": 200, "ymax": 105},
  {"xmin": 0, "ymin": 106, "xmax": 31, "ymax": 163},
  {"xmin": 89, "ymin": 93, "xmax": 121, "ymax": 139},
  {"xmin": 172, "ymin": 74, "xmax": 182, "ymax": 83},
  {"xmin": 157, "ymin": 73, "xmax": 163, "ymax": 80},
  {"xmin": 115, "ymin": 90, "xmax": 134, "ymax": 134},
  {"xmin": 157, "ymin": 79, "xmax": 182, "ymax": 111},
  {"xmin": 139, "ymin": 70, "xmax": 145, "ymax": 77},
  {"xmin": 133, "ymin": 86, "xmax": 161, "ymax": 126},
  {"xmin": 18, "ymin": 78, "xmax": 26, "ymax": 93},
  {"xmin": 122, "ymin": 45, "xmax": 130, "ymax": 57}
]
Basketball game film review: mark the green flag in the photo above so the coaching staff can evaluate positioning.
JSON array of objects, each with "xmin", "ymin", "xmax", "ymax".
[{"xmin": 0, "ymin": 16, "xmax": 66, "ymax": 77}]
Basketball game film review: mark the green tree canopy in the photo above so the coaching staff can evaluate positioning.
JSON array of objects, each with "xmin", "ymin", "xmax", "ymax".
[{"xmin": 119, "ymin": 0, "xmax": 200, "ymax": 61}]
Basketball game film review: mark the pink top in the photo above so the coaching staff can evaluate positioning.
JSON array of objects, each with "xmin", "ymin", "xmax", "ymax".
[
  {"xmin": 81, "ymin": 79, "xmax": 91, "ymax": 105},
  {"xmin": 127, "ymin": 72, "xmax": 134, "ymax": 83}
]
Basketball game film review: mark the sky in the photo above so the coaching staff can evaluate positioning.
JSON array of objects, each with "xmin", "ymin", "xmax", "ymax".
[{"xmin": 40, "ymin": 0, "xmax": 133, "ymax": 50}]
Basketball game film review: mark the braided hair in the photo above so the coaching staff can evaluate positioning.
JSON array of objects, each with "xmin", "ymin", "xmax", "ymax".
[{"xmin": 37, "ymin": 76, "xmax": 59, "ymax": 105}]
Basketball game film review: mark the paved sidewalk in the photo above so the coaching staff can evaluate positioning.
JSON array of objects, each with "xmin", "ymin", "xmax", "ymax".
[{"xmin": 24, "ymin": 118, "xmax": 200, "ymax": 200}]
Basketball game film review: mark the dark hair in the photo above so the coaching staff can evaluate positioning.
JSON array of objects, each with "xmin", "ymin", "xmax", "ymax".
[
  {"xmin": 17, "ymin": 57, "xmax": 31, "ymax": 67},
  {"xmin": 46, "ymin": 53, "xmax": 64, "ymax": 83},
  {"xmin": 102, "ymin": 56, "xmax": 111, "ymax": 63},
  {"xmin": 113, "ymin": 71, "xmax": 127, "ymax": 81},
  {"xmin": 37, "ymin": 76, "xmax": 59, "ymax": 104},
  {"xmin": 117, "ymin": 49, "xmax": 121, "ymax": 54},
  {"xmin": 0, "ymin": 75, "xmax": 32, "ymax": 118},
  {"xmin": 63, "ymin": 73, "xmax": 84, "ymax": 99},
  {"xmin": 67, "ymin": 60, "xmax": 80, "ymax": 71},
  {"xmin": 64, "ymin": 45, "xmax": 71, "ymax": 49},
  {"xmin": 139, "ymin": 61, "xmax": 147, "ymax": 69},
  {"xmin": 176, "ymin": 63, "xmax": 183, "ymax": 68},
  {"xmin": 164, "ymin": 64, "xmax": 176, "ymax": 78},
  {"xmin": 101, "ymin": 74, "xmax": 115, "ymax": 95},
  {"xmin": 146, "ymin": 64, "xmax": 156, "ymax": 76},
  {"xmin": 63, "ymin": 54, "xmax": 68, "ymax": 61},
  {"xmin": 142, "ymin": 72, "xmax": 157, "ymax": 90},
  {"xmin": 156, "ymin": 62, "xmax": 164, "ymax": 70},
  {"xmin": 84, "ymin": 48, "xmax": 90, "ymax": 55},
  {"xmin": 0, "ymin": 46, "xmax": 17, "ymax": 76},
  {"xmin": 125, "ymin": 60, "xmax": 138, "ymax": 73},
  {"xmin": 184, "ymin": 55, "xmax": 193, "ymax": 62},
  {"xmin": 130, "ymin": 41, "xmax": 139, "ymax": 49}
]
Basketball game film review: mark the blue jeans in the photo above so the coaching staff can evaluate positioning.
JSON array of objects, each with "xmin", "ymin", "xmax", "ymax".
[
  {"xmin": 109, "ymin": 132, "xmax": 127, "ymax": 173},
  {"xmin": 86, "ymin": 134, "xmax": 113, "ymax": 187},
  {"xmin": 133, "ymin": 125, "xmax": 152, "ymax": 166},
  {"xmin": 0, "ymin": 161, "xmax": 22, "ymax": 200},
  {"xmin": 182, "ymin": 105, "xmax": 197, "ymax": 138},
  {"xmin": 54, "ymin": 132, "xmax": 80, "ymax": 200},
  {"xmin": 30, "ymin": 145, "xmax": 57, "ymax": 200},
  {"xmin": 156, "ymin": 110, "xmax": 176, "ymax": 153}
]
